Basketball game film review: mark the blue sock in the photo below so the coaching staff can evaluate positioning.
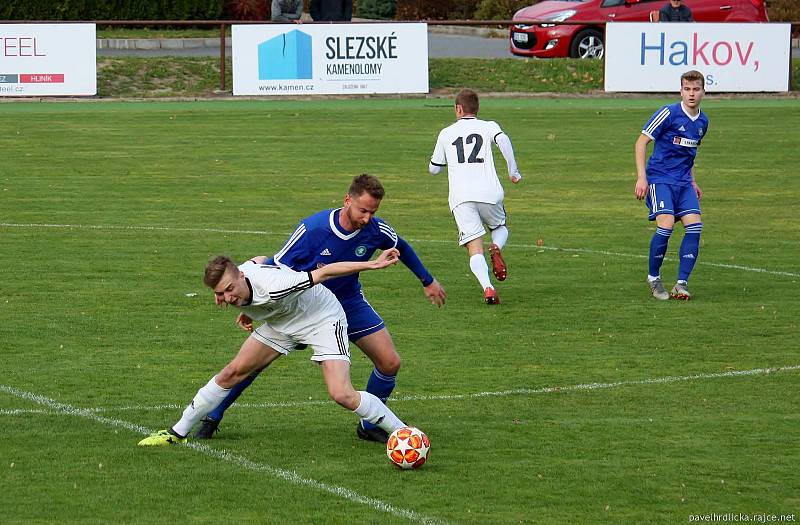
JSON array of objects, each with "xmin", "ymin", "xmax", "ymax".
[
  {"xmin": 678, "ymin": 222, "xmax": 702, "ymax": 282},
  {"xmin": 361, "ymin": 368, "xmax": 396, "ymax": 430},
  {"xmin": 648, "ymin": 227, "xmax": 673, "ymax": 278},
  {"xmin": 206, "ymin": 372, "xmax": 260, "ymax": 423}
]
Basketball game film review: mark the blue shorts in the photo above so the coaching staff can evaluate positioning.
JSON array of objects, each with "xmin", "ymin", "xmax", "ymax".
[
  {"xmin": 645, "ymin": 182, "xmax": 701, "ymax": 221},
  {"xmin": 339, "ymin": 292, "xmax": 385, "ymax": 342}
]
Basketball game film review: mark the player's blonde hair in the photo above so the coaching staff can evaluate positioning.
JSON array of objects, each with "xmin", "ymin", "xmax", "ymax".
[
  {"xmin": 348, "ymin": 173, "xmax": 385, "ymax": 201},
  {"xmin": 455, "ymin": 89, "xmax": 479, "ymax": 115},
  {"xmin": 204, "ymin": 255, "xmax": 237, "ymax": 288},
  {"xmin": 681, "ymin": 70, "xmax": 705, "ymax": 88}
]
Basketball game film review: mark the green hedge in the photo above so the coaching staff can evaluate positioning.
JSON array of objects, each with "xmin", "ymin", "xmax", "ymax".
[
  {"xmin": 393, "ymin": 0, "xmax": 536, "ymax": 20},
  {"xmin": 0, "ymin": 0, "xmax": 224, "ymax": 20},
  {"xmin": 3, "ymin": 0, "xmax": 793, "ymax": 23},
  {"xmin": 357, "ymin": 0, "xmax": 396, "ymax": 20},
  {"xmin": 392, "ymin": 0, "xmax": 797, "ymax": 22},
  {"xmin": 767, "ymin": 0, "xmax": 800, "ymax": 22},
  {"xmin": 395, "ymin": 0, "xmax": 480, "ymax": 20},
  {"xmin": 474, "ymin": 0, "xmax": 534, "ymax": 20}
]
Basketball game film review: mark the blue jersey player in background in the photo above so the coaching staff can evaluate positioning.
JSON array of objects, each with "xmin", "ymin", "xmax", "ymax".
[
  {"xmin": 635, "ymin": 70, "xmax": 708, "ymax": 301},
  {"xmin": 196, "ymin": 174, "xmax": 447, "ymax": 442}
]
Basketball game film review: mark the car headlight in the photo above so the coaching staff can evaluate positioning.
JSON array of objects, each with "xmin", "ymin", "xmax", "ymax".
[
  {"xmin": 546, "ymin": 9, "xmax": 576, "ymax": 23},
  {"xmin": 514, "ymin": 24, "xmax": 533, "ymax": 30}
]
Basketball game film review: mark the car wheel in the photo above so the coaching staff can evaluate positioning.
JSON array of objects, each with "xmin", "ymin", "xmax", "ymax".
[{"xmin": 569, "ymin": 29, "xmax": 604, "ymax": 59}]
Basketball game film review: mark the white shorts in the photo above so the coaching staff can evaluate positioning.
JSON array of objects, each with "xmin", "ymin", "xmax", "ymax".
[
  {"xmin": 251, "ymin": 318, "xmax": 350, "ymax": 363},
  {"xmin": 452, "ymin": 201, "xmax": 507, "ymax": 246}
]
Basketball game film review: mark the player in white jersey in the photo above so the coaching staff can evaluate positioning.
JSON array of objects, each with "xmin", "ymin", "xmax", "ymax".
[
  {"xmin": 138, "ymin": 249, "xmax": 410, "ymax": 446},
  {"xmin": 429, "ymin": 88, "xmax": 523, "ymax": 305}
]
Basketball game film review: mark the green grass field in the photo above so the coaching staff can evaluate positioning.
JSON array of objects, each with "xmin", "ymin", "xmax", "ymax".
[
  {"xmin": 93, "ymin": 57, "xmax": 800, "ymax": 98},
  {"xmin": 1, "ymin": 98, "xmax": 798, "ymax": 524}
]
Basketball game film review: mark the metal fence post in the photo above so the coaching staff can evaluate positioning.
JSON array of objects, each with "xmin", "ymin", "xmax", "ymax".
[{"xmin": 220, "ymin": 22, "xmax": 226, "ymax": 92}]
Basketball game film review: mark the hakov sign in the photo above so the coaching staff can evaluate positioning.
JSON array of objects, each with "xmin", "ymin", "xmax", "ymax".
[{"xmin": 605, "ymin": 23, "xmax": 790, "ymax": 92}]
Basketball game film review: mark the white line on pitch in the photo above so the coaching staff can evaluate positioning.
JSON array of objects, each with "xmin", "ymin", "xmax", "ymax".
[
  {"xmin": 397, "ymin": 364, "xmax": 800, "ymax": 402},
  {"xmin": 4, "ymin": 365, "xmax": 797, "ymax": 416},
  {"xmin": 0, "ymin": 385, "xmax": 443, "ymax": 525},
  {"xmin": 0, "ymin": 222, "xmax": 274, "ymax": 236},
  {"xmin": 1, "ymin": 222, "xmax": 797, "ymax": 278},
  {"xmin": 529, "ymin": 245, "xmax": 799, "ymax": 278}
]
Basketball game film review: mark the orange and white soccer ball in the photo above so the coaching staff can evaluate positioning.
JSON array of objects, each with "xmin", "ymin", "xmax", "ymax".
[{"xmin": 386, "ymin": 426, "xmax": 430, "ymax": 469}]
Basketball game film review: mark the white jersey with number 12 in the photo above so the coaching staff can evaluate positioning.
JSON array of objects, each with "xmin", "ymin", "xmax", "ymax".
[{"xmin": 431, "ymin": 117, "xmax": 505, "ymax": 211}]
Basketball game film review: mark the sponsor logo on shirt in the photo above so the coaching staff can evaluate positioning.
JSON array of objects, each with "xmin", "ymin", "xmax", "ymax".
[
  {"xmin": 679, "ymin": 125, "xmax": 686, "ymax": 131},
  {"xmin": 672, "ymin": 136, "xmax": 699, "ymax": 147},
  {"xmin": 320, "ymin": 248, "xmax": 331, "ymax": 256}
]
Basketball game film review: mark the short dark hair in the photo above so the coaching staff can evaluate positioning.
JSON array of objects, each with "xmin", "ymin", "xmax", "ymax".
[
  {"xmin": 348, "ymin": 174, "xmax": 385, "ymax": 200},
  {"xmin": 455, "ymin": 89, "xmax": 479, "ymax": 115},
  {"xmin": 204, "ymin": 255, "xmax": 237, "ymax": 288},
  {"xmin": 681, "ymin": 70, "xmax": 705, "ymax": 87}
]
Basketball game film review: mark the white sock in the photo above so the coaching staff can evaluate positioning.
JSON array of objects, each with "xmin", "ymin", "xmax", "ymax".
[
  {"xmin": 171, "ymin": 376, "xmax": 230, "ymax": 437},
  {"xmin": 469, "ymin": 254, "xmax": 493, "ymax": 290},
  {"xmin": 490, "ymin": 226, "xmax": 509, "ymax": 249},
  {"xmin": 354, "ymin": 391, "xmax": 404, "ymax": 433}
]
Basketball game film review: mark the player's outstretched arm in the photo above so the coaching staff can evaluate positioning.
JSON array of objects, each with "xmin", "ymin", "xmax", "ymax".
[
  {"xmin": 424, "ymin": 279, "xmax": 446, "ymax": 307},
  {"xmin": 690, "ymin": 168, "xmax": 702, "ymax": 200},
  {"xmin": 495, "ymin": 133, "xmax": 522, "ymax": 183},
  {"xmin": 634, "ymin": 134, "xmax": 652, "ymax": 200},
  {"xmin": 394, "ymin": 236, "xmax": 445, "ymax": 307},
  {"xmin": 430, "ymin": 133, "xmax": 446, "ymax": 174},
  {"xmin": 311, "ymin": 248, "xmax": 400, "ymax": 284},
  {"xmin": 395, "ymin": 237, "xmax": 432, "ymax": 279}
]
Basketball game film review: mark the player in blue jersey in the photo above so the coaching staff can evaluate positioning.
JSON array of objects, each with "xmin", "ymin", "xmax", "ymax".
[
  {"xmin": 195, "ymin": 174, "xmax": 446, "ymax": 442},
  {"xmin": 635, "ymin": 70, "xmax": 708, "ymax": 301}
]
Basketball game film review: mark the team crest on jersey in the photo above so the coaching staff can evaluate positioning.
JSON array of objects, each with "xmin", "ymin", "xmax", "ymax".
[{"xmin": 355, "ymin": 245, "xmax": 367, "ymax": 256}]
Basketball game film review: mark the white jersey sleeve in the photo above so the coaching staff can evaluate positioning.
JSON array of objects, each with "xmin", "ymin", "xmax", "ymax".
[
  {"xmin": 430, "ymin": 130, "xmax": 448, "ymax": 174},
  {"xmin": 495, "ymin": 132, "xmax": 521, "ymax": 180},
  {"xmin": 240, "ymin": 261, "xmax": 314, "ymax": 306}
]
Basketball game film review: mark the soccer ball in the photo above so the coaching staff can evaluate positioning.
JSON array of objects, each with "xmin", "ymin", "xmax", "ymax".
[{"xmin": 386, "ymin": 426, "xmax": 430, "ymax": 469}]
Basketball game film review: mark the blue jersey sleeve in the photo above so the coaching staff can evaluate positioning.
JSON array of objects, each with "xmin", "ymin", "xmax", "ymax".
[
  {"xmin": 374, "ymin": 217, "xmax": 433, "ymax": 286},
  {"xmin": 396, "ymin": 235, "xmax": 434, "ymax": 287},
  {"xmin": 269, "ymin": 221, "xmax": 314, "ymax": 270},
  {"xmin": 373, "ymin": 217, "xmax": 399, "ymax": 250},
  {"xmin": 642, "ymin": 106, "xmax": 671, "ymax": 141}
]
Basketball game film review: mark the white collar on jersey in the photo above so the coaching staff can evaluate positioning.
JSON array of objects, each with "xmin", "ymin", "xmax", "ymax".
[
  {"xmin": 680, "ymin": 102, "xmax": 701, "ymax": 121},
  {"xmin": 329, "ymin": 208, "xmax": 361, "ymax": 241}
]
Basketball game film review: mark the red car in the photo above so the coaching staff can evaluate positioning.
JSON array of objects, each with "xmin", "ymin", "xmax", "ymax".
[{"xmin": 510, "ymin": 0, "xmax": 769, "ymax": 59}]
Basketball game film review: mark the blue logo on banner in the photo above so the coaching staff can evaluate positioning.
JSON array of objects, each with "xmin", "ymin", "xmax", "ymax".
[{"xmin": 258, "ymin": 30, "xmax": 313, "ymax": 80}]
